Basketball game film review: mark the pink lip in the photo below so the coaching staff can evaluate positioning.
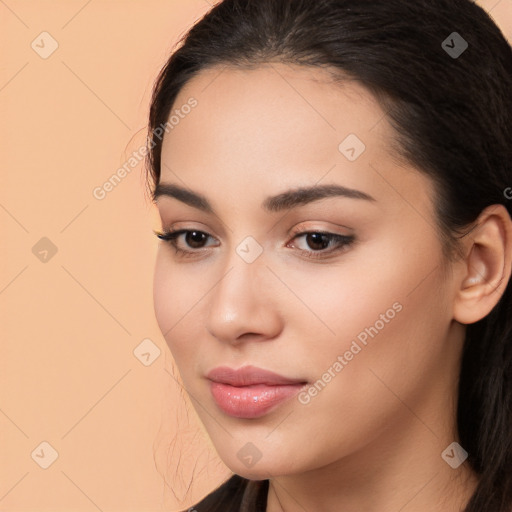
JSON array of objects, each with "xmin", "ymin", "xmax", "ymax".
[
  {"xmin": 206, "ymin": 365, "xmax": 307, "ymax": 419},
  {"xmin": 207, "ymin": 365, "xmax": 306, "ymax": 386}
]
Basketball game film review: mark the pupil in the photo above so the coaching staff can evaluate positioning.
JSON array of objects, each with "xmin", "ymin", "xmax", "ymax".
[
  {"xmin": 307, "ymin": 233, "xmax": 329, "ymax": 250},
  {"xmin": 186, "ymin": 231, "xmax": 206, "ymax": 248}
]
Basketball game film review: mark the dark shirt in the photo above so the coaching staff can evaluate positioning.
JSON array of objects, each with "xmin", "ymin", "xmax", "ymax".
[{"xmin": 182, "ymin": 474, "xmax": 269, "ymax": 512}]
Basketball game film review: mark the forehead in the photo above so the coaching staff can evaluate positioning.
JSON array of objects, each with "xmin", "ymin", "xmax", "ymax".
[
  {"xmin": 168, "ymin": 63, "xmax": 387, "ymax": 138},
  {"xmin": 161, "ymin": 63, "xmax": 392, "ymax": 176}
]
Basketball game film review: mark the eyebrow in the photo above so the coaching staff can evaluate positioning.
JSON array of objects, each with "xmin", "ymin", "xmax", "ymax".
[{"xmin": 153, "ymin": 182, "xmax": 376, "ymax": 213}]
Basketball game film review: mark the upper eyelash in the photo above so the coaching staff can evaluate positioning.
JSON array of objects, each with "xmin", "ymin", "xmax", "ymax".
[
  {"xmin": 153, "ymin": 229, "xmax": 215, "ymax": 258},
  {"xmin": 153, "ymin": 228, "xmax": 355, "ymax": 260}
]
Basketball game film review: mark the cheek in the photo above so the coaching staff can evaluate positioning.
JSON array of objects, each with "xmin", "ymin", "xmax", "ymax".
[
  {"xmin": 331, "ymin": 255, "xmax": 447, "ymax": 400},
  {"xmin": 152, "ymin": 251, "xmax": 205, "ymax": 357},
  {"xmin": 153, "ymin": 252, "xmax": 176, "ymax": 335},
  {"xmin": 263, "ymin": 256, "xmax": 449, "ymax": 468},
  {"xmin": 285, "ymin": 233, "xmax": 449, "ymax": 390}
]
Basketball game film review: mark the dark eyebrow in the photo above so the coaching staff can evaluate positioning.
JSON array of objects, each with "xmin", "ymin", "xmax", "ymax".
[{"xmin": 153, "ymin": 182, "xmax": 376, "ymax": 213}]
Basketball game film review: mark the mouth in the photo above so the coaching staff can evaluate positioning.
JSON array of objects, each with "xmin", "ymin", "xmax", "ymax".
[{"xmin": 206, "ymin": 365, "xmax": 308, "ymax": 419}]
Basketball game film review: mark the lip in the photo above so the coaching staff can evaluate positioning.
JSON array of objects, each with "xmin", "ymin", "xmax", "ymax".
[
  {"xmin": 207, "ymin": 365, "xmax": 308, "ymax": 419},
  {"xmin": 207, "ymin": 365, "xmax": 306, "ymax": 386}
]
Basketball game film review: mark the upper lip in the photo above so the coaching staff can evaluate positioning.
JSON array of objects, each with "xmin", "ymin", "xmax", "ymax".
[{"xmin": 206, "ymin": 365, "xmax": 307, "ymax": 386}]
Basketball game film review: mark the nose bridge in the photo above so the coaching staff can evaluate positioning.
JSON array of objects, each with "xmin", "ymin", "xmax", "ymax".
[
  {"xmin": 211, "ymin": 242, "xmax": 266, "ymax": 315},
  {"xmin": 205, "ymin": 239, "xmax": 280, "ymax": 342},
  {"xmin": 216, "ymin": 232, "xmax": 267, "ymax": 296}
]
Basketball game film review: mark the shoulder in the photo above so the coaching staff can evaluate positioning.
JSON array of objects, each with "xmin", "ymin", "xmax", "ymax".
[{"xmin": 181, "ymin": 474, "xmax": 268, "ymax": 512}]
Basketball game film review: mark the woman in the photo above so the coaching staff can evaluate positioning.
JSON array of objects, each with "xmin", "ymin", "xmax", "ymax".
[{"xmin": 146, "ymin": 0, "xmax": 512, "ymax": 510}]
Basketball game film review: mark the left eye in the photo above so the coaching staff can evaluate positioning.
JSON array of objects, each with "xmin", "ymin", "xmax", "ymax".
[
  {"xmin": 291, "ymin": 232, "xmax": 350, "ymax": 251},
  {"xmin": 287, "ymin": 231, "xmax": 355, "ymax": 258}
]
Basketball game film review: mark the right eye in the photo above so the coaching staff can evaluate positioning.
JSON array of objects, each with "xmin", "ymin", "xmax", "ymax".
[{"xmin": 154, "ymin": 229, "xmax": 219, "ymax": 257}]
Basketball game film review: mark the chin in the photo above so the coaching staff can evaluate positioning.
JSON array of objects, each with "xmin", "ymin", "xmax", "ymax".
[
  {"xmin": 230, "ymin": 466, "xmax": 275, "ymax": 480},
  {"xmin": 224, "ymin": 455, "xmax": 302, "ymax": 480}
]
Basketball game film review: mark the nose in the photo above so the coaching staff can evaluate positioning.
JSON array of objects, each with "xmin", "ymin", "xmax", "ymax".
[{"xmin": 205, "ymin": 255, "xmax": 283, "ymax": 345}]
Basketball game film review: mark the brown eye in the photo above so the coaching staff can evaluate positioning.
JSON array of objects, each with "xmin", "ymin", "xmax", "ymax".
[
  {"xmin": 185, "ymin": 231, "xmax": 208, "ymax": 249},
  {"xmin": 154, "ymin": 229, "xmax": 218, "ymax": 257},
  {"xmin": 289, "ymin": 231, "xmax": 355, "ymax": 260},
  {"xmin": 304, "ymin": 233, "xmax": 331, "ymax": 251}
]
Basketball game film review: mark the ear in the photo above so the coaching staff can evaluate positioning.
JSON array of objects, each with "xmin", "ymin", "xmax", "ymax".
[{"xmin": 453, "ymin": 204, "xmax": 512, "ymax": 325}]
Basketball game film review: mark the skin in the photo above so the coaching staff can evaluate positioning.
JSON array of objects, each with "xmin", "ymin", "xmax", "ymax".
[{"xmin": 152, "ymin": 63, "xmax": 512, "ymax": 512}]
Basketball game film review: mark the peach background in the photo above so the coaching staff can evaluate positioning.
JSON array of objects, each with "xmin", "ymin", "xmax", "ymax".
[{"xmin": 0, "ymin": 1, "xmax": 510, "ymax": 511}]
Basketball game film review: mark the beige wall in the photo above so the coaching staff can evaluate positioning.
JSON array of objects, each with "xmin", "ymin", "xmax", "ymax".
[{"xmin": 1, "ymin": 1, "xmax": 510, "ymax": 511}]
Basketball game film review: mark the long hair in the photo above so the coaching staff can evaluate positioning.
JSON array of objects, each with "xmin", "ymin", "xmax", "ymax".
[{"xmin": 145, "ymin": 1, "xmax": 512, "ymax": 510}]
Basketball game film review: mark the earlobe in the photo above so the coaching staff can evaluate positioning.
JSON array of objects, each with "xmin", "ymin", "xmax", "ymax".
[{"xmin": 453, "ymin": 205, "xmax": 512, "ymax": 325}]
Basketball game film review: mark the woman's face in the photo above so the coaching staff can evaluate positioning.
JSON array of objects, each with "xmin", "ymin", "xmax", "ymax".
[{"xmin": 153, "ymin": 63, "xmax": 463, "ymax": 479}]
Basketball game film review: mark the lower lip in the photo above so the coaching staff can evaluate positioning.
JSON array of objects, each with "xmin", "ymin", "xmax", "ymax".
[{"xmin": 209, "ymin": 381, "xmax": 306, "ymax": 419}]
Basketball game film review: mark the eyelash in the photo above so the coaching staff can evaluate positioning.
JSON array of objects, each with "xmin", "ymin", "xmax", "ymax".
[{"xmin": 153, "ymin": 227, "xmax": 355, "ymax": 261}]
